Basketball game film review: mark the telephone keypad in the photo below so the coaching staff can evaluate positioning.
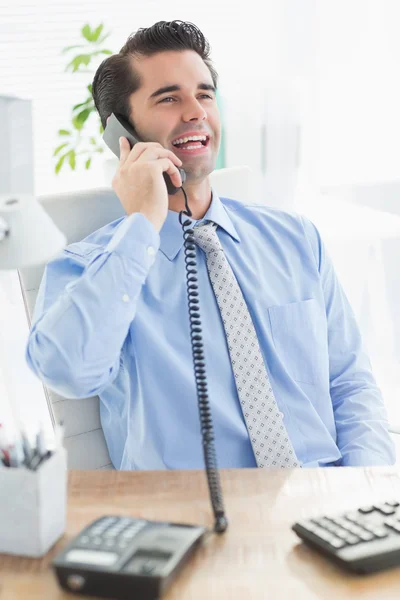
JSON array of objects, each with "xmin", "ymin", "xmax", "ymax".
[{"xmin": 76, "ymin": 517, "xmax": 147, "ymax": 557}]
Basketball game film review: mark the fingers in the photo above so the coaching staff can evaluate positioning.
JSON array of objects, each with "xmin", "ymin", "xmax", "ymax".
[
  {"xmin": 119, "ymin": 137, "xmax": 131, "ymax": 163},
  {"xmin": 118, "ymin": 139, "xmax": 183, "ymax": 189},
  {"xmin": 158, "ymin": 158, "xmax": 182, "ymax": 189},
  {"xmin": 120, "ymin": 139, "xmax": 182, "ymax": 168},
  {"xmin": 136, "ymin": 145, "xmax": 182, "ymax": 169}
]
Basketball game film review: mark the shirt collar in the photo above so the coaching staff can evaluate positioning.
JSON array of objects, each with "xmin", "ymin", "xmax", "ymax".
[{"xmin": 158, "ymin": 188, "xmax": 241, "ymax": 261}]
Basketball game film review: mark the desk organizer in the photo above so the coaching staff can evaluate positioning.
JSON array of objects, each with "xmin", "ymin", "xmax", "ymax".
[{"xmin": 0, "ymin": 447, "xmax": 67, "ymax": 557}]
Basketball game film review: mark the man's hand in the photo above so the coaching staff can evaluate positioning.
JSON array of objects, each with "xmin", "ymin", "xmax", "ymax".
[{"xmin": 112, "ymin": 137, "xmax": 183, "ymax": 232}]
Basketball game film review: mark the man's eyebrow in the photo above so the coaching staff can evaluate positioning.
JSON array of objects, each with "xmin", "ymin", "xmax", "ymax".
[{"xmin": 149, "ymin": 83, "xmax": 216, "ymax": 99}]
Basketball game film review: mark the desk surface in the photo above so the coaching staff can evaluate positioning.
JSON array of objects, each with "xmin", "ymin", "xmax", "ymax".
[{"xmin": 2, "ymin": 467, "xmax": 400, "ymax": 599}]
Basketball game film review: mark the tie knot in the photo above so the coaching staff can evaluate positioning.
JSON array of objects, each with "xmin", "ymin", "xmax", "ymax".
[{"xmin": 192, "ymin": 222, "xmax": 221, "ymax": 255}]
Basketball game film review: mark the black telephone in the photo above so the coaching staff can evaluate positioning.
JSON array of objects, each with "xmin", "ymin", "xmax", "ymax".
[
  {"xmin": 102, "ymin": 112, "xmax": 187, "ymax": 195},
  {"xmin": 51, "ymin": 113, "xmax": 228, "ymax": 600}
]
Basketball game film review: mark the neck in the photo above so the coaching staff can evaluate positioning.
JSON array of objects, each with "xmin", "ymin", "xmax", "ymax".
[{"xmin": 168, "ymin": 178, "xmax": 212, "ymax": 220}]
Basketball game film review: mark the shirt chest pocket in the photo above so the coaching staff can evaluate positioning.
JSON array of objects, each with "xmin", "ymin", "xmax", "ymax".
[{"xmin": 268, "ymin": 298, "xmax": 326, "ymax": 385}]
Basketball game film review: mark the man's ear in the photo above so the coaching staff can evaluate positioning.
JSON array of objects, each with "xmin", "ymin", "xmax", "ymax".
[{"xmin": 106, "ymin": 115, "xmax": 111, "ymax": 126}]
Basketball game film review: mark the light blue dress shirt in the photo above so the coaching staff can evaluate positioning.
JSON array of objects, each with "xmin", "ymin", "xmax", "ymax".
[{"xmin": 26, "ymin": 191, "xmax": 395, "ymax": 470}]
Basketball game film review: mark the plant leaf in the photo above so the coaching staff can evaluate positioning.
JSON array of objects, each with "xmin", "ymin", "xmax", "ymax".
[
  {"xmin": 65, "ymin": 54, "xmax": 92, "ymax": 72},
  {"xmin": 81, "ymin": 24, "xmax": 93, "ymax": 42},
  {"xmin": 58, "ymin": 129, "xmax": 71, "ymax": 136},
  {"xmin": 85, "ymin": 158, "xmax": 92, "ymax": 169},
  {"xmin": 91, "ymin": 49, "xmax": 113, "ymax": 56},
  {"xmin": 72, "ymin": 115, "xmax": 83, "ymax": 131},
  {"xmin": 87, "ymin": 83, "xmax": 93, "ymax": 94},
  {"xmin": 72, "ymin": 107, "xmax": 92, "ymax": 130},
  {"xmin": 55, "ymin": 154, "xmax": 66, "ymax": 174},
  {"xmin": 91, "ymin": 24, "xmax": 104, "ymax": 42},
  {"xmin": 68, "ymin": 151, "xmax": 76, "ymax": 170},
  {"xmin": 90, "ymin": 137, "xmax": 97, "ymax": 145},
  {"xmin": 72, "ymin": 100, "xmax": 91, "ymax": 111},
  {"xmin": 54, "ymin": 142, "xmax": 69, "ymax": 156},
  {"xmin": 77, "ymin": 108, "xmax": 92, "ymax": 122}
]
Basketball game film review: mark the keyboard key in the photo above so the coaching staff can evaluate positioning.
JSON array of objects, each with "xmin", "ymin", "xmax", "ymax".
[
  {"xmin": 384, "ymin": 518, "xmax": 396, "ymax": 528},
  {"xmin": 103, "ymin": 529, "xmax": 119, "ymax": 538},
  {"xmin": 328, "ymin": 537, "xmax": 346, "ymax": 549},
  {"xmin": 358, "ymin": 506, "xmax": 375, "ymax": 514},
  {"xmin": 366, "ymin": 526, "xmax": 388, "ymax": 539},
  {"xmin": 79, "ymin": 535, "xmax": 90, "ymax": 545},
  {"xmin": 333, "ymin": 528, "xmax": 354, "ymax": 541},
  {"xmin": 311, "ymin": 517, "xmax": 330, "ymax": 527},
  {"xmin": 345, "ymin": 524, "xmax": 362, "ymax": 535},
  {"xmin": 374, "ymin": 504, "xmax": 396, "ymax": 516},
  {"xmin": 92, "ymin": 537, "xmax": 103, "ymax": 546},
  {"xmin": 358, "ymin": 530, "xmax": 374, "ymax": 542},
  {"xmin": 385, "ymin": 521, "xmax": 400, "ymax": 533},
  {"xmin": 323, "ymin": 522, "xmax": 340, "ymax": 534},
  {"xmin": 344, "ymin": 512, "xmax": 361, "ymax": 523},
  {"xmin": 331, "ymin": 517, "xmax": 349, "ymax": 528},
  {"xmin": 343, "ymin": 534, "xmax": 360, "ymax": 545}
]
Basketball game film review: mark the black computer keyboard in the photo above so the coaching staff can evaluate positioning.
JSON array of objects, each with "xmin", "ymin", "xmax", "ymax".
[{"xmin": 292, "ymin": 500, "xmax": 400, "ymax": 574}]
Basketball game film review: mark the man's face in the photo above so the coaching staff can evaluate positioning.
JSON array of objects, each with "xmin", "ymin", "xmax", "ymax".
[{"xmin": 127, "ymin": 50, "xmax": 221, "ymax": 183}]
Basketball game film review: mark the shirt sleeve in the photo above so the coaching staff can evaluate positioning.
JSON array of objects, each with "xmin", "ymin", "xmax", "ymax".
[
  {"xmin": 26, "ymin": 212, "xmax": 160, "ymax": 400},
  {"xmin": 300, "ymin": 214, "xmax": 396, "ymax": 466}
]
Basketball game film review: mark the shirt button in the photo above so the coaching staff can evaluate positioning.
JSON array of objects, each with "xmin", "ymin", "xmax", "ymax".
[
  {"xmin": 147, "ymin": 246, "xmax": 156, "ymax": 257},
  {"xmin": 122, "ymin": 294, "xmax": 129, "ymax": 302}
]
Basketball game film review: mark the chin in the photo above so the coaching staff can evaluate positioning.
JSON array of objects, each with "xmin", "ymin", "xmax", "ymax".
[{"xmin": 185, "ymin": 160, "xmax": 216, "ymax": 182}]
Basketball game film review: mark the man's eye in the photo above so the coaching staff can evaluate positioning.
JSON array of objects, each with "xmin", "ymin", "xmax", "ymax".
[{"xmin": 158, "ymin": 94, "xmax": 214, "ymax": 104}]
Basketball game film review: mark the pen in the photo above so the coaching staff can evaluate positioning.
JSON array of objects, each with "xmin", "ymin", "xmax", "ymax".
[{"xmin": 30, "ymin": 450, "xmax": 53, "ymax": 471}]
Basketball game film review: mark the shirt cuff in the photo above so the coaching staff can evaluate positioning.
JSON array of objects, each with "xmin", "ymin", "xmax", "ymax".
[{"xmin": 106, "ymin": 212, "xmax": 160, "ymax": 266}]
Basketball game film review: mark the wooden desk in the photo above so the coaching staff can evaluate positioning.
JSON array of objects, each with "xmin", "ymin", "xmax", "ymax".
[{"xmin": 2, "ymin": 467, "xmax": 400, "ymax": 599}]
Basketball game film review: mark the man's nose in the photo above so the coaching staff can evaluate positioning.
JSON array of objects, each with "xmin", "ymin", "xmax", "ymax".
[{"xmin": 182, "ymin": 99, "xmax": 207, "ymax": 122}]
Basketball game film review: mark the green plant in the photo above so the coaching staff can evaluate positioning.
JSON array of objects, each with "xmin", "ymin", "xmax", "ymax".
[{"xmin": 54, "ymin": 24, "xmax": 114, "ymax": 174}]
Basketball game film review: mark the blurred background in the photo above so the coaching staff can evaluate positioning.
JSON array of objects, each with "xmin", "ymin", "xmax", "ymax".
[{"xmin": 1, "ymin": 0, "xmax": 400, "ymax": 455}]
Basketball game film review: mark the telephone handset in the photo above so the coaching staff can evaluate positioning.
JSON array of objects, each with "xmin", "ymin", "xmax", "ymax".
[
  {"xmin": 102, "ymin": 112, "xmax": 187, "ymax": 195},
  {"xmin": 51, "ymin": 112, "xmax": 228, "ymax": 600}
]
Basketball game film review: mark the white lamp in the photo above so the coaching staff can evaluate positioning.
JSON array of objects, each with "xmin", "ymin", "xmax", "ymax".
[{"xmin": 0, "ymin": 194, "xmax": 66, "ymax": 269}]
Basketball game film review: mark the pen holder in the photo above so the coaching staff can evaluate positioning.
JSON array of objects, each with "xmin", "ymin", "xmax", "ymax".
[{"xmin": 0, "ymin": 447, "xmax": 67, "ymax": 557}]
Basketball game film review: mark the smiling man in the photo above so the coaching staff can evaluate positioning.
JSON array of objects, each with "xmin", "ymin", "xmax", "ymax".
[{"xmin": 26, "ymin": 20, "xmax": 395, "ymax": 470}]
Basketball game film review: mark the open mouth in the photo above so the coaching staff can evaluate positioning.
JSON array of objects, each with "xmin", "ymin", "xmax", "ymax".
[{"xmin": 172, "ymin": 135, "xmax": 210, "ymax": 151}]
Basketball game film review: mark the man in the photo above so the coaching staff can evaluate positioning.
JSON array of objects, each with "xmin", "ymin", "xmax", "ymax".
[{"xmin": 26, "ymin": 20, "xmax": 395, "ymax": 470}]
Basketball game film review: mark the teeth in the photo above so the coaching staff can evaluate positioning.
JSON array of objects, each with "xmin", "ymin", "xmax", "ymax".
[{"xmin": 173, "ymin": 135, "xmax": 207, "ymax": 145}]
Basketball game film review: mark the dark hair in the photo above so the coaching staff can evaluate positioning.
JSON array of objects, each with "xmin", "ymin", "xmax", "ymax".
[{"xmin": 92, "ymin": 20, "xmax": 218, "ymax": 129}]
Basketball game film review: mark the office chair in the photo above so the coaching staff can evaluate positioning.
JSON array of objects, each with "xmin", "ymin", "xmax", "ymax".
[{"xmin": 18, "ymin": 166, "xmax": 254, "ymax": 470}]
